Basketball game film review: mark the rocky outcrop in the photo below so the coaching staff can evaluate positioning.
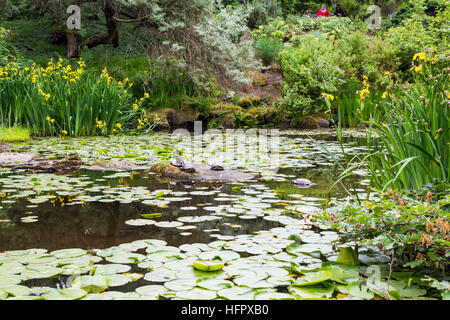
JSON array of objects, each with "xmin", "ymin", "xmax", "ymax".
[
  {"xmin": 297, "ymin": 115, "xmax": 330, "ymax": 129},
  {"xmin": 166, "ymin": 105, "xmax": 200, "ymax": 131}
]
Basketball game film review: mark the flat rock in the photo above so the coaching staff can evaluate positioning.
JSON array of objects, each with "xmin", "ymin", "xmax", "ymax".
[
  {"xmin": 88, "ymin": 160, "xmax": 151, "ymax": 171},
  {"xmin": 0, "ymin": 153, "xmax": 82, "ymax": 172},
  {"xmin": 149, "ymin": 162, "xmax": 254, "ymax": 182}
]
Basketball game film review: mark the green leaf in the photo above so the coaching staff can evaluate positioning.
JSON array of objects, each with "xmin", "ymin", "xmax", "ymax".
[
  {"xmin": 288, "ymin": 285, "xmax": 334, "ymax": 299},
  {"xmin": 292, "ymin": 270, "xmax": 333, "ymax": 286},
  {"xmin": 193, "ymin": 260, "xmax": 224, "ymax": 272},
  {"xmin": 72, "ymin": 275, "xmax": 109, "ymax": 293},
  {"xmin": 336, "ymin": 246, "xmax": 360, "ymax": 266}
]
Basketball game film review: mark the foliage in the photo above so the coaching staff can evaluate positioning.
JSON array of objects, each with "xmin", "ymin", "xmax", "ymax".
[
  {"xmin": 385, "ymin": 0, "xmax": 450, "ymax": 70},
  {"xmin": 0, "ymin": 125, "xmax": 30, "ymax": 142},
  {"xmin": 364, "ymin": 51, "xmax": 449, "ymax": 191},
  {"xmin": 278, "ymin": 36, "xmax": 345, "ymax": 121},
  {"xmin": 254, "ymin": 37, "xmax": 283, "ymax": 66},
  {"xmin": 317, "ymin": 184, "xmax": 450, "ymax": 297},
  {"xmin": 0, "ymin": 57, "xmax": 156, "ymax": 136}
]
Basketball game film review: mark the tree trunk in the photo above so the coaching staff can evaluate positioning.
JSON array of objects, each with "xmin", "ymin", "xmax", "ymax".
[
  {"xmin": 66, "ymin": 30, "xmax": 79, "ymax": 58},
  {"xmin": 104, "ymin": 1, "xmax": 119, "ymax": 47}
]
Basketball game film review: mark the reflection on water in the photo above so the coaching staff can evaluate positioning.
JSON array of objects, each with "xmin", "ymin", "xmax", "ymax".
[{"xmin": 0, "ymin": 131, "xmax": 368, "ymax": 252}]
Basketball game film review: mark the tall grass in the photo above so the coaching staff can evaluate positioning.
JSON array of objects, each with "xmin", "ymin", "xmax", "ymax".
[
  {"xmin": 0, "ymin": 57, "xmax": 139, "ymax": 136},
  {"xmin": 366, "ymin": 52, "xmax": 449, "ymax": 191}
]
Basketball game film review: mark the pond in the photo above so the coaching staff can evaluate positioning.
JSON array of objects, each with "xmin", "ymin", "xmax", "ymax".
[{"xmin": 0, "ymin": 129, "xmax": 387, "ymax": 300}]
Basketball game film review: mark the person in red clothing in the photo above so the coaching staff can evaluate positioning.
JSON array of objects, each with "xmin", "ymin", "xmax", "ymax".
[{"xmin": 316, "ymin": 3, "xmax": 330, "ymax": 17}]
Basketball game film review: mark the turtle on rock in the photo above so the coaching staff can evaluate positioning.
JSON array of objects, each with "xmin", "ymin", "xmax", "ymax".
[
  {"xmin": 169, "ymin": 155, "xmax": 196, "ymax": 173},
  {"xmin": 291, "ymin": 178, "xmax": 316, "ymax": 188},
  {"xmin": 210, "ymin": 163, "xmax": 224, "ymax": 171},
  {"xmin": 169, "ymin": 155, "xmax": 185, "ymax": 168}
]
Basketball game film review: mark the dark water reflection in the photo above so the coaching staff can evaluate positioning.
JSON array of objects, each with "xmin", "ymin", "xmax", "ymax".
[{"xmin": 0, "ymin": 133, "xmax": 368, "ymax": 252}]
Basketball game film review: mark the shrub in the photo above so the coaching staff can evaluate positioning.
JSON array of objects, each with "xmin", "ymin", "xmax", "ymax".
[
  {"xmin": 278, "ymin": 36, "xmax": 345, "ymax": 121},
  {"xmin": 385, "ymin": 0, "xmax": 450, "ymax": 71},
  {"xmin": 254, "ymin": 37, "xmax": 283, "ymax": 66}
]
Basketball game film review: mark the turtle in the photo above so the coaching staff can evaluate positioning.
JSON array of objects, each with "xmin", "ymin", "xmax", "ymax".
[
  {"xmin": 291, "ymin": 178, "xmax": 316, "ymax": 188},
  {"xmin": 210, "ymin": 163, "xmax": 224, "ymax": 171},
  {"xmin": 180, "ymin": 164, "xmax": 196, "ymax": 173},
  {"xmin": 169, "ymin": 155, "xmax": 185, "ymax": 168}
]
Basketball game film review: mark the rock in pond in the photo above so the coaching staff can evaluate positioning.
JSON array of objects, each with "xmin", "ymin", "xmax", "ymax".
[
  {"xmin": 149, "ymin": 162, "xmax": 254, "ymax": 182},
  {"xmin": 0, "ymin": 153, "xmax": 82, "ymax": 172},
  {"xmin": 292, "ymin": 178, "xmax": 316, "ymax": 188}
]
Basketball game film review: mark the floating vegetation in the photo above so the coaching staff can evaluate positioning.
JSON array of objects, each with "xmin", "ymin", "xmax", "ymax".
[{"xmin": 0, "ymin": 130, "xmax": 444, "ymax": 300}]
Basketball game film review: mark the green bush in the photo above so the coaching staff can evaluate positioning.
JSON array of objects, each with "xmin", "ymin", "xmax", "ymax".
[
  {"xmin": 278, "ymin": 36, "xmax": 345, "ymax": 121},
  {"xmin": 385, "ymin": 0, "xmax": 450, "ymax": 71},
  {"xmin": 254, "ymin": 37, "xmax": 283, "ymax": 66}
]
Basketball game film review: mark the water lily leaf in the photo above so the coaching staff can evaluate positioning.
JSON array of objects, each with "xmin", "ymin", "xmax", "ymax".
[
  {"xmin": 105, "ymin": 273, "xmax": 142, "ymax": 287},
  {"xmin": 193, "ymin": 260, "xmax": 224, "ymax": 272},
  {"xmin": 0, "ymin": 285, "xmax": 30, "ymax": 297},
  {"xmin": 288, "ymin": 284, "xmax": 334, "ymax": 299},
  {"xmin": 135, "ymin": 285, "xmax": 166, "ymax": 298},
  {"xmin": 141, "ymin": 213, "xmax": 162, "ymax": 219},
  {"xmin": 218, "ymin": 286, "xmax": 256, "ymax": 300},
  {"xmin": 254, "ymin": 291, "xmax": 295, "ymax": 300},
  {"xmin": 154, "ymin": 221, "xmax": 183, "ymax": 228},
  {"xmin": 72, "ymin": 275, "xmax": 109, "ymax": 293},
  {"xmin": 50, "ymin": 248, "xmax": 87, "ymax": 259},
  {"xmin": 92, "ymin": 263, "xmax": 131, "ymax": 275},
  {"xmin": 196, "ymin": 279, "xmax": 233, "ymax": 291},
  {"xmin": 337, "ymin": 247, "xmax": 360, "ymax": 266},
  {"xmin": 147, "ymin": 250, "xmax": 185, "ymax": 262},
  {"xmin": 198, "ymin": 250, "xmax": 240, "ymax": 262},
  {"xmin": 0, "ymin": 262, "xmax": 26, "ymax": 275},
  {"xmin": 42, "ymin": 288, "xmax": 88, "ymax": 300},
  {"xmin": 292, "ymin": 270, "xmax": 333, "ymax": 286},
  {"xmin": 144, "ymin": 269, "xmax": 177, "ymax": 282},
  {"xmin": 164, "ymin": 279, "xmax": 197, "ymax": 291},
  {"xmin": 336, "ymin": 281, "xmax": 374, "ymax": 300},
  {"xmin": 0, "ymin": 275, "xmax": 22, "ymax": 285},
  {"xmin": 398, "ymin": 286, "xmax": 427, "ymax": 298},
  {"xmin": 105, "ymin": 252, "xmax": 146, "ymax": 264},
  {"xmin": 175, "ymin": 288, "xmax": 217, "ymax": 300},
  {"xmin": 21, "ymin": 265, "xmax": 63, "ymax": 280},
  {"xmin": 124, "ymin": 219, "xmax": 156, "ymax": 226},
  {"xmin": 0, "ymin": 289, "xmax": 8, "ymax": 300}
]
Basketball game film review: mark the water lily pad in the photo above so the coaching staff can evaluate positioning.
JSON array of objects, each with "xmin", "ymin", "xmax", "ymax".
[
  {"xmin": 135, "ymin": 285, "xmax": 166, "ymax": 298},
  {"xmin": 124, "ymin": 219, "xmax": 156, "ymax": 226},
  {"xmin": 0, "ymin": 284, "xmax": 30, "ymax": 297},
  {"xmin": 218, "ymin": 286, "xmax": 255, "ymax": 300},
  {"xmin": 42, "ymin": 288, "xmax": 88, "ymax": 300},
  {"xmin": 154, "ymin": 221, "xmax": 183, "ymax": 228},
  {"xmin": 72, "ymin": 275, "xmax": 109, "ymax": 293},
  {"xmin": 254, "ymin": 291, "xmax": 295, "ymax": 300},
  {"xmin": 288, "ymin": 284, "xmax": 334, "ymax": 299},
  {"xmin": 164, "ymin": 279, "xmax": 197, "ymax": 291},
  {"xmin": 198, "ymin": 250, "xmax": 240, "ymax": 262},
  {"xmin": 175, "ymin": 288, "xmax": 217, "ymax": 300},
  {"xmin": 21, "ymin": 265, "xmax": 63, "ymax": 280},
  {"xmin": 193, "ymin": 260, "xmax": 224, "ymax": 272},
  {"xmin": 196, "ymin": 279, "xmax": 233, "ymax": 291},
  {"xmin": 143, "ymin": 269, "xmax": 177, "ymax": 282},
  {"xmin": 292, "ymin": 270, "xmax": 333, "ymax": 286}
]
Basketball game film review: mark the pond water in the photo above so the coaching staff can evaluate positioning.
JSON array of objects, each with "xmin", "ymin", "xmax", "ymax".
[{"xmin": 0, "ymin": 129, "xmax": 384, "ymax": 300}]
